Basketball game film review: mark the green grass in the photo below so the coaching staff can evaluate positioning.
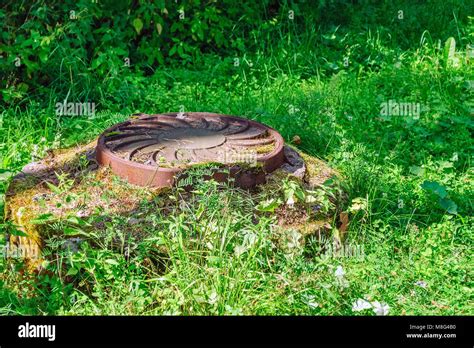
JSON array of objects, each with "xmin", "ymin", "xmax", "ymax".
[{"xmin": 1, "ymin": 14, "xmax": 473, "ymax": 316}]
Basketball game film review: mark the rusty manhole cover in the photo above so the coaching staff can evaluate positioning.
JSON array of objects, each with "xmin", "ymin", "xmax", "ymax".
[{"xmin": 96, "ymin": 112, "xmax": 285, "ymax": 187}]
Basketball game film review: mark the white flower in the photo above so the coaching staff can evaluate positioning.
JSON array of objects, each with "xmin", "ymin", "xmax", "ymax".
[
  {"xmin": 352, "ymin": 299, "xmax": 372, "ymax": 312},
  {"xmin": 76, "ymin": 210, "xmax": 87, "ymax": 218},
  {"xmin": 286, "ymin": 195, "xmax": 295, "ymax": 207},
  {"xmin": 414, "ymin": 280, "xmax": 427, "ymax": 288},
  {"xmin": 303, "ymin": 295, "xmax": 319, "ymax": 308},
  {"xmin": 304, "ymin": 295, "xmax": 319, "ymax": 309},
  {"xmin": 225, "ymin": 305, "xmax": 243, "ymax": 315},
  {"xmin": 234, "ymin": 245, "xmax": 246, "ymax": 257},
  {"xmin": 208, "ymin": 291, "xmax": 218, "ymax": 305},
  {"xmin": 351, "ymin": 298, "xmax": 390, "ymax": 315},
  {"xmin": 335, "ymin": 265, "xmax": 345, "ymax": 278},
  {"xmin": 371, "ymin": 301, "xmax": 390, "ymax": 316}
]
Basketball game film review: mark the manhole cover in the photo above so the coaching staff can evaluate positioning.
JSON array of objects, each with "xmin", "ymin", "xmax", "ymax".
[{"xmin": 96, "ymin": 112, "xmax": 285, "ymax": 187}]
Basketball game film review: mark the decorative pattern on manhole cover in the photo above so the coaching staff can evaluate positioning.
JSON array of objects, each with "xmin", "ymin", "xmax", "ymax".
[{"xmin": 96, "ymin": 112, "xmax": 285, "ymax": 187}]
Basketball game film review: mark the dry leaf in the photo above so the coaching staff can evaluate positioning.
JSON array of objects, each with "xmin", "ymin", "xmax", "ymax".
[
  {"xmin": 156, "ymin": 23, "xmax": 163, "ymax": 35},
  {"xmin": 339, "ymin": 212, "xmax": 349, "ymax": 240},
  {"xmin": 292, "ymin": 135, "xmax": 301, "ymax": 144}
]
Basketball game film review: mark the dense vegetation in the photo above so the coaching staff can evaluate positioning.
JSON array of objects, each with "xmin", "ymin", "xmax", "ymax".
[{"xmin": 0, "ymin": 0, "xmax": 473, "ymax": 315}]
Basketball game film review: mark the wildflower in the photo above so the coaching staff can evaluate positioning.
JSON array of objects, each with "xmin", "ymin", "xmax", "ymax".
[
  {"xmin": 335, "ymin": 265, "xmax": 345, "ymax": 278},
  {"xmin": 371, "ymin": 301, "xmax": 390, "ymax": 316},
  {"xmin": 352, "ymin": 299, "xmax": 372, "ymax": 312},
  {"xmin": 334, "ymin": 265, "xmax": 349, "ymax": 288},
  {"xmin": 76, "ymin": 210, "xmax": 87, "ymax": 218},
  {"xmin": 286, "ymin": 195, "xmax": 295, "ymax": 207},
  {"xmin": 208, "ymin": 291, "xmax": 218, "ymax": 305},
  {"xmin": 225, "ymin": 305, "xmax": 243, "ymax": 315},
  {"xmin": 303, "ymin": 294, "xmax": 319, "ymax": 309},
  {"xmin": 414, "ymin": 280, "xmax": 427, "ymax": 288}
]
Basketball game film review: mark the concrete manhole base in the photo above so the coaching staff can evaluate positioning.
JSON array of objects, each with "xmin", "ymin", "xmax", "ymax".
[{"xmin": 4, "ymin": 114, "xmax": 343, "ymax": 269}]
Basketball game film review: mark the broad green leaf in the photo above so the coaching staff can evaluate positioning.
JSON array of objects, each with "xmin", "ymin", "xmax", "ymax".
[
  {"xmin": 64, "ymin": 226, "xmax": 87, "ymax": 235},
  {"xmin": 323, "ymin": 177, "xmax": 335, "ymax": 186},
  {"xmin": 409, "ymin": 165, "xmax": 424, "ymax": 176},
  {"xmin": 46, "ymin": 181, "xmax": 62, "ymax": 194},
  {"xmin": 2, "ymin": 223, "xmax": 27, "ymax": 236},
  {"xmin": 66, "ymin": 216, "xmax": 90, "ymax": 226},
  {"xmin": 66, "ymin": 267, "xmax": 79, "ymax": 276},
  {"xmin": 256, "ymin": 198, "xmax": 281, "ymax": 212},
  {"xmin": 105, "ymin": 259, "xmax": 119, "ymax": 265},
  {"xmin": 421, "ymin": 181, "xmax": 447, "ymax": 198},
  {"xmin": 31, "ymin": 213, "xmax": 55, "ymax": 224},
  {"xmin": 169, "ymin": 45, "xmax": 177, "ymax": 56},
  {"xmin": 39, "ymin": 50, "xmax": 48, "ymax": 63},
  {"xmin": 294, "ymin": 188, "xmax": 305, "ymax": 201},
  {"xmin": 439, "ymin": 197, "xmax": 457, "ymax": 214},
  {"xmin": 133, "ymin": 18, "xmax": 143, "ymax": 35}
]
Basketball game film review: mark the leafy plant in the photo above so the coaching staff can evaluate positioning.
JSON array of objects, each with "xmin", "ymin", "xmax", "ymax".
[
  {"xmin": 421, "ymin": 181, "xmax": 458, "ymax": 214},
  {"xmin": 256, "ymin": 198, "xmax": 281, "ymax": 212}
]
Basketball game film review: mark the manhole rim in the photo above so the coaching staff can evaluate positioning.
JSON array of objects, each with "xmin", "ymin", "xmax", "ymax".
[{"xmin": 96, "ymin": 112, "xmax": 285, "ymax": 186}]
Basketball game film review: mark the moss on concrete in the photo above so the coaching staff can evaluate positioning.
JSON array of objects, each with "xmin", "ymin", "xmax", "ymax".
[
  {"xmin": 5, "ymin": 141, "xmax": 344, "ymax": 268},
  {"xmin": 5, "ymin": 141, "xmax": 162, "ymax": 268}
]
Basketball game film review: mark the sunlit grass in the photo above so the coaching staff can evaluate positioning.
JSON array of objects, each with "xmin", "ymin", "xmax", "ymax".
[{"xmin": 0, "ymin": 16, "xmax": 472, "ymax": 316}]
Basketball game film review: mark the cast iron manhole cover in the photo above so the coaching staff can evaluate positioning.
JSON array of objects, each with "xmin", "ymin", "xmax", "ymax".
[{"xmin": 96, "ymin": 112, "xmax": 285, "ymax": 187}]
